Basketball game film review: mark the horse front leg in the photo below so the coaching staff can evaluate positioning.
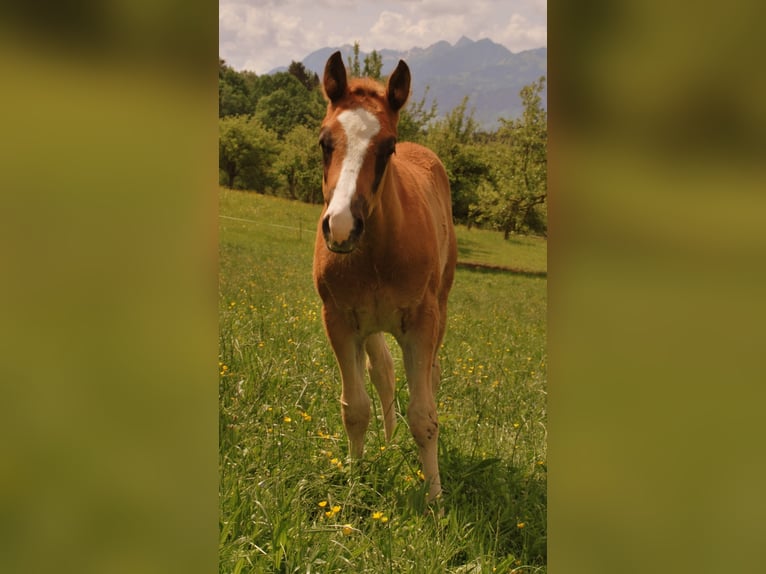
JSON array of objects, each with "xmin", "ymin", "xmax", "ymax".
[
  {"xmin": 365, "ymin": 333, "xmax": 397, "ymax": 442},
  {"xmin": 400, "ymin": 305, "xmax": 442, "ymax": 501},
  {"xmin": 323, "ymin": 307, "xmax": 370, "ymax": 458}
]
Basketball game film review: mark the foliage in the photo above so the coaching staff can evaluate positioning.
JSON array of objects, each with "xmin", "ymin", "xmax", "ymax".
[
  {"xmin": 219, "ymin": 58, "xmax": 325, "ymax": 137},
  {"xmin": 219, "ymin": 59, "xmax": 258, "ymax": 117},
  {"xmin": 346, "ymin": 42, "xmax": 361, "ymax": 77},
  {"xmin": 218, "ymin": 59, "xmax": 328, "ymax": 200},
  {"xmin": 217, "ymin": 48, "xmax": 548, "ymax": 237},
  {"xmin": 475, "ymin": 77, "xmax": 548, "ymax": 237},
  {"xmin": 218, "ymin": 116, "xmax": 279, "ymax": 191},
  {"xmin": 424, "ymin": 98, "xmax": 491, "ymax": 222},
  {"xmin": 288, "ymin": 61, "xmax": 320, "ymax": 91},
  {"xmin": 274, "ymin": 125, "xmax": 323, "ymax": 203},
  {"xmin": 398, "ymin": 86, "xmax": 439, "ymax": 143},
  {"xmin": 219, "ymin": 189, "xmax": 547, "ymax": 573},
  {"xmin": 253, "ymin": 74, "xmax": 325, "ymax": 139},
  {"xmin": 363, "ymin": 50, "xmax": 383, "ymax": 80},
  {"xmin": 346, "ymin": 41, "xmax": 383, "ymax": 80}
]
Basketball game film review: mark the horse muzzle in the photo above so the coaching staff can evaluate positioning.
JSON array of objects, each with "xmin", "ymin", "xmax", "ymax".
[{"xmin": 322, "ymin": 213, "xmax": 364, "ymax": 254}]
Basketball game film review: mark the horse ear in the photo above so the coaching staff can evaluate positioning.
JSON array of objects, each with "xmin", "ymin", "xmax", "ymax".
[
  {"xmin": 386, "ymin": 60, "xmax": 411, "ymax": 112},
  {"xmin": 323, "ymin": 51, "xmax": 347, "ymax": 103}
]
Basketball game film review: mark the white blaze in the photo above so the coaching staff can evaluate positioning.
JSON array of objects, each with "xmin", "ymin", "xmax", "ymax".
[{"xmin": 325, "ymin": 108, "xmax": 380, "ymax": 243}]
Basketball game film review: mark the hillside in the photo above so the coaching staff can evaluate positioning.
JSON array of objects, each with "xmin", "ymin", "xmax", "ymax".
[{"xmin": 272, "ymin": 37, "xmax": 547, "ymax": 130}]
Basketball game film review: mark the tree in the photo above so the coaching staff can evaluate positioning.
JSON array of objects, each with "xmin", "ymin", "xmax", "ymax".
[
  {"xmin": 493, "ymin": 76, "xmax": 547, "ymax": 237},
  {"xmin": 398, "ymin": 86, "xmax": 438, "ymax": 142},
  {"xmin": 253, "ymin": 73, "xmax": 325, "ymax": 138},
  {"xmin": 219, "ymin": 116, "xmax": 279, "ymax": 191},
  {"xmin": 274, "ymin": 125, "xmax": 322, "ymax": 203},
  {"xmin": 424, "ymin": 97, "xmax": 490, "ymax": 222},
  {"xmin": 347, "ymin": 42, "xmax": 361, "ymax": 77},
  {"xmin": 363, "ymin": 50, "xmax": 383, "ymax": 80},
  {"xmin": 288, "ymin": 61, "xmax": 319, "ymax": 91},
  {"xmin": 219, "ymin": 59, "xmax": 258, "ymax": 117}
]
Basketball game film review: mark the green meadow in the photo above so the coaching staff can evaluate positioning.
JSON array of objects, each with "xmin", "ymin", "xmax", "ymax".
[{"xmin": 219, "ymin": 188, "xmax": 547, "ymax": 573}]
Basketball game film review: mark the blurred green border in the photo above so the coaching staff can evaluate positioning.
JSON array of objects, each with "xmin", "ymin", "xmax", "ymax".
[
  {"xmin": 550, "ymin": 1, "xmax": 766, "ymax": 572},
  {"xmin": 0, "ymin": 3, "xmax": 218, "ymax": 573}
]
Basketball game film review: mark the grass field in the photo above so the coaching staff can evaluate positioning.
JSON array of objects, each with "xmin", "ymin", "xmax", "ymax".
[{"xmin": 219, "ymin": 188, "xmax": 547, "ymax": 573}]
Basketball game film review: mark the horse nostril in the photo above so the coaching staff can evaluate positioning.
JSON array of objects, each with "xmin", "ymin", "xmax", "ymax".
[
  {"xmin": 354, "ymin": 217, "xmax": 364, "ymax": 236},
  {"xmin": 322, "ymin": 215, "xmax": 331, "ymax": 238}
]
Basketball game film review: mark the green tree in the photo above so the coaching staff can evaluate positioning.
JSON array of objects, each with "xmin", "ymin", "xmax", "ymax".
[
  {"xmin": 424, "ymin": 97, "xmax": 490, "ymax": 222},
  {"xmin": 363, "ymin": 49, "xmax": 383, "ymax": 80},
  {"xmin": 492, "ymin": 76, "xmax": 548, "ymax": 237},
  {"xmin": 219, "ymin": 59, "xmax": 258, "ymax": 117},
  {"xmin": 398, "ymin": 86, "xmax": 438, "ymax": 142},
  {"xmin": 253, "ymin": 73, "xmax": 325, "ymax": 138},
  {"xmin": 347, "ymin": 42, "xmax": 361, "ymax": 77},
  {"xmin": 274, "ymin": 125, "xmax": 322, "ymax": 203},
  {"xmin": 218, "ymin": 116, "xmax": 279, "ymax": 191},
  {"xmin": 288, "ymin": 61, "xmax": 319, "ymax": 91}
]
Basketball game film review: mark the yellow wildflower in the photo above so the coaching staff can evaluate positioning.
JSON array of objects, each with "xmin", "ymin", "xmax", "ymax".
[
  {"xmin": 342, "ymin": 524, "xmax": 353, "ymax": 535},
  {"xmin": 323, "ymin": 504, "xmax": 340, "ymax": 518}
]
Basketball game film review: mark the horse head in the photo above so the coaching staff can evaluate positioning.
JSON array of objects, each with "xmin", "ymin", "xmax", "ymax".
[{"xmin": 318, "ymin": 51, "xmax": 410, "ymax": 253}]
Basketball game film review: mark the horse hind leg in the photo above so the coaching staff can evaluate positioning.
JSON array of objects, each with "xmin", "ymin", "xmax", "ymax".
[
  {"xmin": 365, "ymin": 333, "xmax": 397, "ymax": 442},
  {"xmin": 431, "ymin": 291, "xmax": 450, "ymax": 395},
  {"xmin": 401, "ymin": 322, "xmax": 442, "ymax": 501},
  {"xmin": 431, "ymin": 356, "xmax": 442, "ymax": 395}
]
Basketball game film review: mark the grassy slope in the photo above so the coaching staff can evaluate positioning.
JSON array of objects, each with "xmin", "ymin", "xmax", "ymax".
[{"xmin": 219, "ymin": 189, "xmax": 547, "ymax": 573}]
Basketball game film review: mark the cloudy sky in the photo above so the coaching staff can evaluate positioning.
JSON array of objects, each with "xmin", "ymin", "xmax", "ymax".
[{"xmin": 220, "ymin": 0, "xmax": 547, "ymax": 74}]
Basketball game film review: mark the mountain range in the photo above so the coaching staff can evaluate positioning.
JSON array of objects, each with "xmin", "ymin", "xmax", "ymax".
[{"xmin": 271, "ymin": 37, "xmax": 546, "ymax": 131}]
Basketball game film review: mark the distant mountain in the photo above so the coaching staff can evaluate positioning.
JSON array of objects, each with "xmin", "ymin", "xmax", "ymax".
[{"xmin": 271, "ymin": 37, "xmax": 546, "ymax": 130}]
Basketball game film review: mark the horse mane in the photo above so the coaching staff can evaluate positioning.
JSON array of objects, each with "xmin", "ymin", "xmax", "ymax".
[{"xmin": 347, "ymin": 77, "xmax": 386, "ymax": 102}]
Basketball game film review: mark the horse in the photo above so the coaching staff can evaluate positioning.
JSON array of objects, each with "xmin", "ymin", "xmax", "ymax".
[{"xmin": 312, "ymin": 51, "xmax": 457, "ymax": 501}]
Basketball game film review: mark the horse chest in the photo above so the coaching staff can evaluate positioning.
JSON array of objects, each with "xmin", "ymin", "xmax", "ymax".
[{"xmin": 317, "ymin": 259, "xmax": 429, "ymax": 336}]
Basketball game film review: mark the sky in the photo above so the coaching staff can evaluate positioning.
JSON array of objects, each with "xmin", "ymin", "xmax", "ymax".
[{"xmin": 219, "ymin": 0, "xmax": 547, "ymax": 74}]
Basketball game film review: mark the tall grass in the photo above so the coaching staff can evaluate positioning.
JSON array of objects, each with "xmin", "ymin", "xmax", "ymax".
[{"xmin": 219, "ymin": 189, "xmax": 547, "ymax": 573}]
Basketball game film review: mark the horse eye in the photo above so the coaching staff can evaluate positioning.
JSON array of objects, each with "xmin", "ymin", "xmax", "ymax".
[{"xmin": 319, "ymin": 132, "xmax": 333, "ymax": 154}]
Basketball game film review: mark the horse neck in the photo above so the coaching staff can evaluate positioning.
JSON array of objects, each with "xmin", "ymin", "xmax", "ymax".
[{"xmin": 366, "ymin": 158, "xmax": 404, "ymax": 248}]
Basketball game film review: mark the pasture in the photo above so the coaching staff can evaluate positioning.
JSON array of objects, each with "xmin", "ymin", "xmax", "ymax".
[{"xmin": 219, "ymin": 188, "xmax": 547, "ymax": 573}]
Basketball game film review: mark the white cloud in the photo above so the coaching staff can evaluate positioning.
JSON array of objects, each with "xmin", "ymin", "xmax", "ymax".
[
  {"xmin": 494, "ymin": 13, "xmax": 547, "ymax": 52},
  {"xmin": 219, "ymin": 0, "xmax": 546, "ymax": 73},
  {"xmin": 416, "ymin": 0, "xmax": 482, "ymax": 16},
  {"xmin": 367, "ymin": 7, "xmax": 485, "ymax": 51}
]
